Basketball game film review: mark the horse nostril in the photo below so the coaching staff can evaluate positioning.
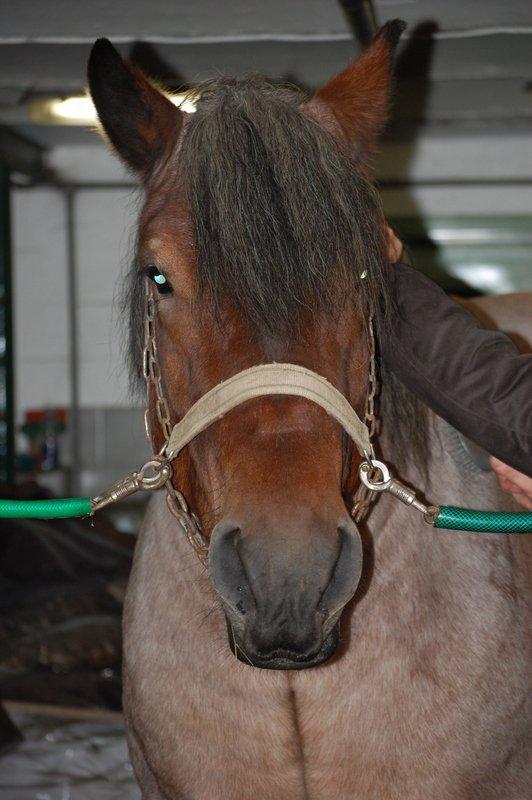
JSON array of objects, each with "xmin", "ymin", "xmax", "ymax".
[
  {"xmin": 318, "ymin": 522, "xmax": 363, "ymax": 616},
  {"xmin": 209, "ymin": 521, "xmax": 254, "ymax": 615}
]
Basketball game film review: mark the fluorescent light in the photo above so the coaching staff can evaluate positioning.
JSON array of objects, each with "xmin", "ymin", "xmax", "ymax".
[
  {"xmin": 449, "ymin": 264, "xmax": 515, "ymax": 294},
  {"xmin": 50, "ymin": 96, "xmax": 96, "ymax": 123},
  {"xmin": 29, "ymin": 92, "xmax": 196, "ymax": 125}
]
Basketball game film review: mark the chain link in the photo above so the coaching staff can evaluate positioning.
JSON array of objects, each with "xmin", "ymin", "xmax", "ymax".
[
  {"xmin": 143, "ymin": 291, "xmax": 209, "ymax": 563},
  {"xmin": 364, "ymin": 315, "xmax": 380, "ymax": 448},
  {"xmin": 352, "ymin": 316, "xmax": 381, "ymax": 523},
  {"xmin": 144, "ymin": 296, "xmax": 173, "ymax": 442}
]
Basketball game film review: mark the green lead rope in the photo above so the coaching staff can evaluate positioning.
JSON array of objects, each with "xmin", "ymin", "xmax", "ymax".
[
  {"xmin": 0, "ymin": 497, "xmax": 93, "ymax": 519},
  {"xmin": 0, "ymin": 496, "xmax": 530, "ymax": 533},
  {"xmin": 434, "ymin": 505, "xmax": 532, "ymax": 533}
]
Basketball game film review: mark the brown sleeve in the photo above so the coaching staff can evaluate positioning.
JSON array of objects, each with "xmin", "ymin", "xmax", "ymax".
[{"xmin": 377, "ymin": 262, "xmax": 532, "ymax": 477}]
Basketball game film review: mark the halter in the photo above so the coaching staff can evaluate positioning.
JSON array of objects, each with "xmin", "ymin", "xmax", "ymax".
[
  {"xmin": 88, "ymin": 288, "xmax": 532, "ymax": 544},
  {"xmin": 139, "ymin": 292, "xmax": 380, "ymax": 561},
  {"xmin": 1, "ymin": 284, "xmax": 529, "ymax": 532}
]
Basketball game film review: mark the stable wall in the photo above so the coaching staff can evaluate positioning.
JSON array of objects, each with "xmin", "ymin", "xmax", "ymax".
[
  {"xmin": 13, "ymin": 184, "xmax": 138, "ymax": 415},
  {"xmin": 12, "ymin": 182, "xmax": 147, "ymax": 492}
]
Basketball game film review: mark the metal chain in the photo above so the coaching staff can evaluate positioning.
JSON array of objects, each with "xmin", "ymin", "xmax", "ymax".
[
  {"xmin": 351, "ymin": 315, "xmax": 381, "ymax": 523},
  {"xmin": 142, "ymin": 291, "xmax": 209, "ymax": 564},
  {"xmin": 143, "ymin": 294, "xmax": 173, "ymax": 442},
  {"xmin": 363, "ymin": 315, "xmax": 380, "ymax": 449}
]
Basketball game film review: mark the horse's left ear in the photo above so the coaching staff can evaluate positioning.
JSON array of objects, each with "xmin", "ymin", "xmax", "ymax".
[
  {"xmin": 88, "ymin": 38, "xmax": 183, "ymax": 178},
  {"xmin": 302, "ymin": 19, "xmax": 406, "ymax": 166}
]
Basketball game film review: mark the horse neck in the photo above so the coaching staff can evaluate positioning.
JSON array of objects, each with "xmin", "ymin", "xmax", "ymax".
[{"xmin": 360, "ymin": 407, "xmax": 519, "ymax": 631}]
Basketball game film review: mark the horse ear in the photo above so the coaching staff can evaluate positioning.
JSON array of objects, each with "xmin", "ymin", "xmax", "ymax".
[
  {"xmin": 302, "ymin": 19, "xmax": 405, "ymax": 166},
  {"xmin": 88, "ymin": 38, "xmax": 183, "ymax": 177}
]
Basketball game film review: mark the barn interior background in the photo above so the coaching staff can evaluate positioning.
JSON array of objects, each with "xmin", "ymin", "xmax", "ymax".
[{"xmin": 0, "ymin": 0, "xmax": 530, "ymax": 797}]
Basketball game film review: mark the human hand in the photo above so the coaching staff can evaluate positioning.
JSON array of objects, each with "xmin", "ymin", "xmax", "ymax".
[
  {"xmin": 490, "ymin": 457, "xmax": 532, "ymax": 511},
  {"xmin": 385, "ymin": 226, "xmax": 403, "ymax": 263}
]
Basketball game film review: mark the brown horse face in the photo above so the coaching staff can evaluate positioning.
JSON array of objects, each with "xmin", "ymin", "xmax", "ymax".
[
  {"xmin": 141, "ymin": 219, "xmax": 368, "ymax": 669},
  {"xmin": 88, "ymin": 21, "xmax": 403, "ymax": 668}
]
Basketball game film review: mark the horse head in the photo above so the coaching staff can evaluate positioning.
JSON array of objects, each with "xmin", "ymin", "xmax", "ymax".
[{"xmin": 88, "ymin": 21, "xmax": 404, "ymax": 669}]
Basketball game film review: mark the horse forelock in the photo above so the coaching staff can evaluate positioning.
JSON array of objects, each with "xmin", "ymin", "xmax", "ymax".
[{"xmin": 177, "ymin": 75, "xmax": 388, "ymax": 332}]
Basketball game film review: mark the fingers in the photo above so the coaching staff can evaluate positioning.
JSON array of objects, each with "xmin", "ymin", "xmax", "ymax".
[
  {"xmin": 490, "ymin": 456, "xmax": 532, "ymax": 510},
  {"xmin": 385, "ymin": 226, "xmax": 403, "ymax": 263},
  {"xmin": 490, "ymin": 456, "xmax": 513, "ymax": 475},
  {"xmin": 490, "ymin": 457, "xmax": 532, "ymax": 492}
]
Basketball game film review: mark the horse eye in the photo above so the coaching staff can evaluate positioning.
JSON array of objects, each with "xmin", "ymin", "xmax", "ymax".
[{"xmin": 147, "ymin": 266, "xmax": 172, "ymax": 295}]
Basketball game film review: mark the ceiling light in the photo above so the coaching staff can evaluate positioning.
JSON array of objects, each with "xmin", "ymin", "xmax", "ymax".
[
  {"xmin": 28, "ymin": 92, "xmax": 196, "ymax": 125},
  {"xmin": 50, "ymin": 96, "xmax": 97, "ymax": 123}
]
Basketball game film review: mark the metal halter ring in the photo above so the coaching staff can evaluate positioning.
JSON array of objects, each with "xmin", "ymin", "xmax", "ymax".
[
  {"xmin": 359, "ymin": 457, "xmax": 390, "ymax": 492},
  {"xmin": 358, "ymin": 455, "xmax": 437, "ymax": 522},
  {"xmin": 92, "ymin": 458, "xmax": 173, "ymax": 512},
  {"xmin": 137, "ymin": 458, "xmax": 173, "ymax": 491}
]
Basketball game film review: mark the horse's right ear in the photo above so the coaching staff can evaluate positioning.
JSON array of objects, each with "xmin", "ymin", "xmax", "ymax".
[
  {"xmin": 88, "ymin": 38, "xmax": 183, "ymax": 177},
  {"xmin": 302, "ymin": 20, "xmax": 405, "ymax": 169}
]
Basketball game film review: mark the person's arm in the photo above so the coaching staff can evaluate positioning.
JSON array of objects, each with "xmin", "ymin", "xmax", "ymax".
[{"xmin": 376, "ymin": 260, "xmax": 532, "ymax": 478}]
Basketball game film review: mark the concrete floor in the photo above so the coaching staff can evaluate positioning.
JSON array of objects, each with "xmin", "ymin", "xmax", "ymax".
[{"xmin": 0, "ymin": 704, "xmax": 140, "ymax": 800}]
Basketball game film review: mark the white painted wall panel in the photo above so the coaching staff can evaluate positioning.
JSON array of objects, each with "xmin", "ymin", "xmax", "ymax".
[
  {"xmin": 12, "ymin": 187, "xmax": 69, "ymax": 415},
  {"xmin": 381, "ymin": 185, "xmax": 532, "ymax": 216},
  {"xmin": 376, "ymin": 135, "xmax": 532, "ymax": 182},
  {"xmin": 75, "ymin": 188, "xmax": 140, "ymax": 406},
  {"xmin": 48, "ymin": 145, "xmax": 131, "ymax": 185}
]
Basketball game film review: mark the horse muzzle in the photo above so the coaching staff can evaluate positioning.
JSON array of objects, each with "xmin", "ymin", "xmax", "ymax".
[{"xmin": 209, "ymin": 519, "xmax": 363, "ymax": 670}]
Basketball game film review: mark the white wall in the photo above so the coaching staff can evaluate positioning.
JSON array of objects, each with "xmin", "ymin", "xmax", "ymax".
[
  {"xmin": 12, "ymin": 187, "xmax": 69, "ymax": 414},
  {"xmin": 13, "ymin": 182, "xmax": 141, "ymax": 424},
  {"xmin": 381, "ymin": 185, "xmax": 532, "ymax": 216},
  {"xmin": 376, "ymin": 135, "xmax": 532, "ymax": 182},
  {"xmin": 74, "ymin": 188, "xmax": 140, "ymax": 406},
  {"xmin": 376, "ymin": 133, "xmax": 532, "ymax": 216}
]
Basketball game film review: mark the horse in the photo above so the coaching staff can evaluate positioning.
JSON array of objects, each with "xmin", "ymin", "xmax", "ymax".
[{"xmin": 88, "ymin": 21, "xmax": 531, "ymax": 799}]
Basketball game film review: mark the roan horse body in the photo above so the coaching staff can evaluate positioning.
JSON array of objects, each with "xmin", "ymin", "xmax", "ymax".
[{"xmin": 88, "ymin": 21, "xmax": 531, "ymax": 799}]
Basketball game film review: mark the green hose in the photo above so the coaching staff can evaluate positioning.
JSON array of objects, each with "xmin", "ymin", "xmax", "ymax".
[
  {"xmin": 435, "ymin": 505, "xmax": 532, "ymax": 533},
  {"xmin": 0, "ymin": 495, "xmax": 531, "ymax": 533},
  {"xmin": 0, "ymin": 497, "xmax": 93, "ymax": 519}
]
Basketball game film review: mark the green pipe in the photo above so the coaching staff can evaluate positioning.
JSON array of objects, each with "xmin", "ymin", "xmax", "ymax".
[
  {"xmin": 0, "ymin": 497, "xmax": 92, "ymax": 519},
  {"xmin": 435, "ymin": 505, "xmax": 532, "ymax": 533}
]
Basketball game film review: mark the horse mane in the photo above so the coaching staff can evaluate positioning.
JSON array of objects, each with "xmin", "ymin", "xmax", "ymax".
[{"xmin": 123, "ymin": 74, "xmax": 428, "ymax": 461}]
